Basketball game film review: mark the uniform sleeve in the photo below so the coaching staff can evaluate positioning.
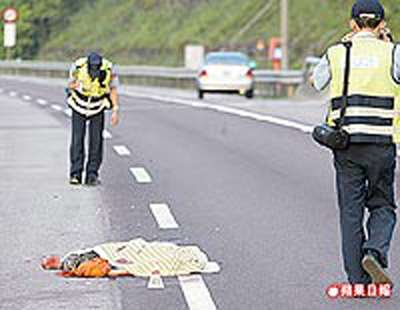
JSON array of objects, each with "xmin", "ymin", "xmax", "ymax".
[
  {"xmin": 68, "ymin": 63, "xmax": 78, "ymax": 84},
  {"xmin": 312, "ymin": 54, "xmax": 331, "ymax": 92},
  {"xmin": 392, "ymin": 45, "xmax": 400, "ymax": 84},
  {"xmin": 109, "ymin": 65, "xmax": 119, "ymax": 89}
]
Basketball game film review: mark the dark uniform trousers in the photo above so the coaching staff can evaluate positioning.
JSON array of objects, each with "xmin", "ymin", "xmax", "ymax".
[
  {"xmin": 333, "ymin": 143, "xmax": 397, "ymax": 284},
  {"xmin": 70, "ymin": 110, "xmax": 105, "ymax": 179}
]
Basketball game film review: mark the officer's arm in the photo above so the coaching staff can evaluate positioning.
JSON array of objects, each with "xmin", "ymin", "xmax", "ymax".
[
  {"xmin": 312, "ymin": 55, "xmax": 331, "ymax": 92},
  {"xmin": 110, "ymin": 87, "xmax": 118, "ymax": 111},
  {"xmin": 110, "ymin": 87, "xmax": 119, "ymax": 127},
  {"xmin": 393, "ymin": 45, "xmax": 400, "ymax": 84},
  {"xmin": 68, "ymin": 63, "xmax": 80, "ymax": 90},
  {"xmin": 109, "ymin": 65, "xmax": 119, "ymax": 111}
]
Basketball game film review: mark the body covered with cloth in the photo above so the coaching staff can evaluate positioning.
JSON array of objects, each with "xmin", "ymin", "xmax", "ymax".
[{"xmin": 42, "ymin": 238, "xmax": 215, "ymax": 277}]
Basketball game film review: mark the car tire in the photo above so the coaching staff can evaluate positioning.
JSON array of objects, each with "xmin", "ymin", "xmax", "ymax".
[
  {"xmin": 245, "ymin": 89, "xmax": 254, "ymax": 99},
  {"xmin": 198, "ymin": 90, "xmax": 204, "ymax": 99}
]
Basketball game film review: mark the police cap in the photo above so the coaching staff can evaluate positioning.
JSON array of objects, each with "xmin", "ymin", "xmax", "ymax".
[
  {"xmin": 87, "ymin": 52, "xmax": 103, "ymax": 79},
  {"xmin": 351, "ymin": 0, "xmax": 385, "ymax": 19}
]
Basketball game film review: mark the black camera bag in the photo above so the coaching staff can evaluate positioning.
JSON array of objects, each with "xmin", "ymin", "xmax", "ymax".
[{"xmin": 312, "ymin": 42, "xmax": 352, "ymax": 150}]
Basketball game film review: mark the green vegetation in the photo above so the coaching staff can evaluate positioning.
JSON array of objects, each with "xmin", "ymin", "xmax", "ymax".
[
  {"xmin": 0, "ymin": 0, "xmax": 84, "ymax": 59},
  {"xmin": 2, "ymin": 0, "xmax": 400, "ymax": 68}
]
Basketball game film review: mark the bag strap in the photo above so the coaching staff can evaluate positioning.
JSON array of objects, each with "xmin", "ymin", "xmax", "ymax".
[{"xmin": 338, "ymin": 41, "xmax": 352, "ymax": 128}]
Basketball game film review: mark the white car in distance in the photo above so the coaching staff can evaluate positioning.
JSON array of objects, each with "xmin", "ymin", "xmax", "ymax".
[{"xmin": 196, "ymin": 52, "xmax": 256, "ymax": 99}]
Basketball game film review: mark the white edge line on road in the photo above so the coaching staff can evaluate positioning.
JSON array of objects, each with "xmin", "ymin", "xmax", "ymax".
[
  {"xmin": 124, "ymin": 91, "xmax": 314, "ymax": 134},
  {"xmin": 113, "ymin": 145, "xmax": 131, "ymax": 156},
  {"xmin": 149, "ymin": 203, "xmax": 179, "ymax": 229},
  {"xmin": 51, "ymin": 104, "xmax": 62, "ymax": 111},
  {"xmin": 129, "ymin": 167, "xmax": 152, "ymax": 183},
  {"xmin": 178, "ymin": 274, "xmax": 217, "ymax": 310},
  {"xmin": 37, "ymin": 99, "xmax": 48, "ymax": 105},
  {"xmin": 103, "ymin": 129, "xmax": 113, "ymax": 139}
]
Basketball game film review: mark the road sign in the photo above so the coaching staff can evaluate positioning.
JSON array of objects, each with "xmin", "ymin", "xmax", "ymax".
[
  {"xmin": 185, "ymin": 45, "xmax": 204, "ymax": 70},
  {"xmin": 3, "ymin": 8, "xmax": 18, "ymax": 56},
  {"xmin": 4, "ymin": 23, "xmax": 16, "ymax": 47},
  {"xmin": 3, "ymin": 8, "xmax": 19, "ymax": 23}
]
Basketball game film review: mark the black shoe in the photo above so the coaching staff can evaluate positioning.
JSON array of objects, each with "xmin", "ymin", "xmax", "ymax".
[
  {"xmin": 362, "ymin": 251, "xmax": 393, "ymax": 286},
  {"xmin": 69, "ymin": 176, "xmax": 81, "ymax": 185},
  {"xmin": 85, "ymin": 175, "xmax": 99, "ymax": 186}
]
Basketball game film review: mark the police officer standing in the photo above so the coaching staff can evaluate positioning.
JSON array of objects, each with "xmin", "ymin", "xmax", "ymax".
[
  {"xmin": 313, "ymin": 0, "xmax": 399, "ymax": 286},
  {"xmin": 67, "ymin": 52, "xmax": 119, "ymax": 186}
]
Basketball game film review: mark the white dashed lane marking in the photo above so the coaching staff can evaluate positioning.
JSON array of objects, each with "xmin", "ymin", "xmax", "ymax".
[
  {"xmin": 103, "ymin": 130, "xmax": 113, "ymax": 139},
  {"xmin": 113, "ymin": 145, "xmax": 131, "ymax": 156},
  {"xmin": 23, "ymin": 95, "xmax": 32, "ymax": 101},
  {"xmin": 129, "ymin": 167, "xmax": 152, "ymax": 183},
  {"xmin": 9, "ymin": 91, "xmax": 17, "ymax": 97},
  {"xmin": 179, "ymin": 275, "xmax": 217, "ymax": 310},
  {"xmin": 149, "ymin": 203, "xmax": 179, "ymax": 229},
  {"xmin": 36, "ymin": 99, "xmax": 48, "ymax": 106},
  {"xmin": 51, "ymin": 104, "xmax": 63, "ymax": 111}
]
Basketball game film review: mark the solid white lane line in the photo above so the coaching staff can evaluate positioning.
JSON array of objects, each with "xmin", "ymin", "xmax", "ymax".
[
  {"xmin": 129, "ymin": 167, "xmax": 152, "ymax": 183},
  {"xmin": 149, "ymin": 203, "xmax": 179, "ymax": 229},
  {"xmin": 9, "ymin": 91, "xmax": 17, "ymax": 97},
  {"xmin": 51, "ymin": 104, "xmax": 63, "ymax": 111},
  {"xmin": 37, "ymin": 99, "xmax": 48, "ymax": 105},
  {"xmin": 103, "ymin": 130, "xmax": 113, "ymax": 139},
  {"xmin": 113, "ymin": 145, "xmax": 131, "ymax": 156},
  {"xmin": 179, "ymin": 275, "xmax": 217, "ymax": 310},
  {"xmin": 125, "ymin": 92, "xmax": 314, "ymax": 133},
  {"xmin": 64, "ymin": 109, "xmax": 72, "ymax": 117},
  {"xmin": 23, "ymin": 95, "xmax": 32, "ymax": 101}
]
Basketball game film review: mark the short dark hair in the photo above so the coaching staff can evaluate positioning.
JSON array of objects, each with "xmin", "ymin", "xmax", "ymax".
[{"xmin": 354, "ymin": 16, "xmax": 382, "ymax": 29}]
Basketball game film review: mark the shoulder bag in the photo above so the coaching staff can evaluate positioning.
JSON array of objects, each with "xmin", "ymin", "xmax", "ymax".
[{"xmin": 312, "ymin": 41, "xmax": 352, "ymax": 150}]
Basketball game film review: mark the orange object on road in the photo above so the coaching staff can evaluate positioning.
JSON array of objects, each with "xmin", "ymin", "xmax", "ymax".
[
  {"xmin": 59, "ymin": 258, "xmax": 111, "ymax": 277},
  {"xmin": 41, "ymin": 256, "xmax": 61, "ymax": 270}
]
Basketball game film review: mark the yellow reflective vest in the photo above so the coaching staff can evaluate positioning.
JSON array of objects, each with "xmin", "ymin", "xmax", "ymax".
[
  {"xmin": 327, "ymin": 36, "xmax": 400, "ymax": 144},
  {"xmin": 393, "ymin": 91, "xmax": 400, "ymax": 143},
  {"xmin": 67, "ymin": 57, "xmax": 113, "ymax": 117}
]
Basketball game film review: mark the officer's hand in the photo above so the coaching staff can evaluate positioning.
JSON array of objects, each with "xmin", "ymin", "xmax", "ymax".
[
  {"xmin": 111, "ymin": 110, "xmax": 119, "ymax": 127},
  {"xmin": 379, "ymin": 28, "xmax": 393, "ymax": 42},
  {"xmin": 68, "ymin": 81, "xmax": 80, "ymax": 90}
]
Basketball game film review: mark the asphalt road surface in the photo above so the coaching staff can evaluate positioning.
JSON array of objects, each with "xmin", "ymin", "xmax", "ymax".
[{"xmin": 0, "ymin": 75, "xmax": 399, "ymax": 310}]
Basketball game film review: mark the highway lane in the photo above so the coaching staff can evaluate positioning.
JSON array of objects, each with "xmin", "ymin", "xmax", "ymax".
[
  {"xmin": 0, "ymin": 82, "xmax": 121, "ymax": 309},
  {"xmin": 1, "ymin": 76, "xmax": 400, "ymax": 309}
]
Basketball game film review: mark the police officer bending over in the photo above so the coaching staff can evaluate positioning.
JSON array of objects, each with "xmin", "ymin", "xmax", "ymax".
[
  {"xmin": 67, "ymin": 52, "xmax": 119, "ymax": 186},
  {"xmin": 313, "ymin": 0, "xmax": 400, "ymax": 286}
]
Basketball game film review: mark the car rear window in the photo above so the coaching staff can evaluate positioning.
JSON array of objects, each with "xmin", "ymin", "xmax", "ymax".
[{"xmin": 205, "ymin": 54, "xmax": 248, "ymax": 65}]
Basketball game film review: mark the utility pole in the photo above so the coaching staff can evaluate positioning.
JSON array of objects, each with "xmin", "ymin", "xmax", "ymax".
[{"xmin": 281, "ymin": 0, "xmax": 289, "ymax": 70}]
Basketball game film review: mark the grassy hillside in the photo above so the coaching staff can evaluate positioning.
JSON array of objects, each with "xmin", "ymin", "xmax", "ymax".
[{"xmin": 39, "ymin": 0, "xmax": 400, "ymax": 68}]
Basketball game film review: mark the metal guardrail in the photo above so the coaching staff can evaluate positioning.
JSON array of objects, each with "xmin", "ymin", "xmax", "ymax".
[{"xmin": 0, "ymin": 60, "xmax": 312, "ymax": 96}]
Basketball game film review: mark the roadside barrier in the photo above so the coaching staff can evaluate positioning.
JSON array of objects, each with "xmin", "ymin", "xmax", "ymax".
[{"xmin": 0, "ymin": 60, "xmax": 317, "ymax": 97}]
